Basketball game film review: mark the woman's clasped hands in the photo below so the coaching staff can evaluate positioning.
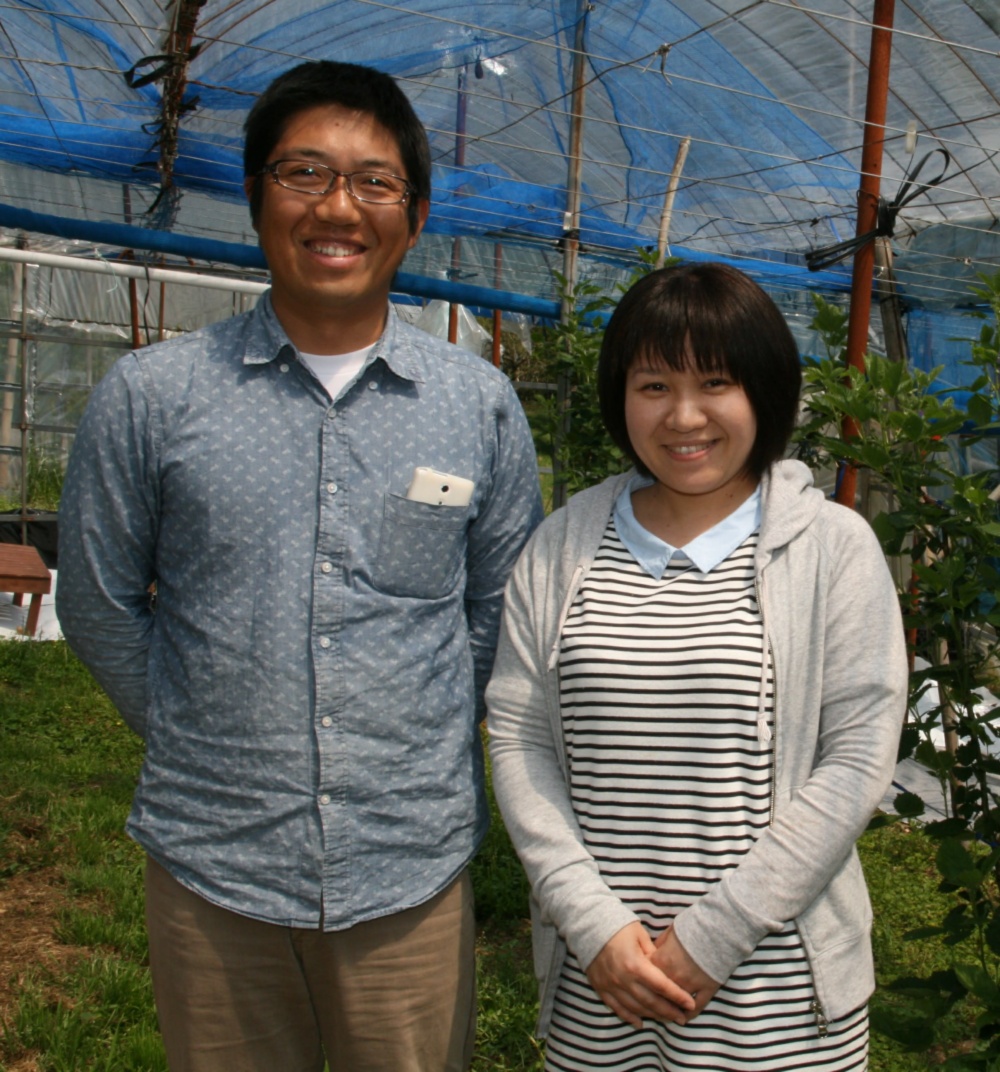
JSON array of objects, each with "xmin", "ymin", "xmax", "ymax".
[{"xmin": 585, "ymin": 921, "xmax": 721, "ymax": 1029}]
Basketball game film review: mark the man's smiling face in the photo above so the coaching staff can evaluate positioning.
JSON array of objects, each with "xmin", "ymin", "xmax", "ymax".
[{"xmin": 248, "ymin": 103, "xmax": 428, "ymax": 353}]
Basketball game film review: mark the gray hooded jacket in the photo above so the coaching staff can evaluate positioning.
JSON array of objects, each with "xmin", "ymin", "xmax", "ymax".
[{"xmin": 486, "ymin": 460, "xmax": 908, "ymax": 1035}]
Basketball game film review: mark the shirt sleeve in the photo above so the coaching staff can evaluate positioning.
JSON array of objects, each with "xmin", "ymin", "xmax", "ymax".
[
  {"xmin": 463, "ymin": 377, "xmax": 543, "ymax": 722},
  {"xmin": 56, "ymin": 353, "xmax": 159, "ymax": 737}
]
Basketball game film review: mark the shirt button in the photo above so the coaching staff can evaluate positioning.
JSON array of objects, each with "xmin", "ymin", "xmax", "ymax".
[
  {"xmin": 279, "ymin": 363, "xmax": 289, "ymax": 373},
  {"xmin": 319, "ymin": 793, "xmax": 331, "ymax": 806},
  {"xmin": 320, "ymin": 562, "xmax": 333, "ymax": 574},
  {"xmin": 321, "ymin": 716, "xmax": 333, "ymax": 728},
  {"xmin": 319, "ymin": 636, "xmax": 331, "ymax": 649},
  {"xmin": 327, "ymin": 483, "xmax": 338, "ymax": 494},
  {"xmin": 367, "ymin": 381, "xmax": 377, "ymax": 390}
]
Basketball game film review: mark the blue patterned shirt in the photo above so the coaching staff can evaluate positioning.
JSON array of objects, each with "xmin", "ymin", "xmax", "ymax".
[{"xmin": 57, "ymin": 295, "xmax": 542, "ymax": 929}]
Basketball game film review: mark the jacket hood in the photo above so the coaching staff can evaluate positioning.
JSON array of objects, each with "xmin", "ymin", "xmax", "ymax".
[{"xmin": 757, "ymin": 459, "xmax": 825, "ymax": 566}]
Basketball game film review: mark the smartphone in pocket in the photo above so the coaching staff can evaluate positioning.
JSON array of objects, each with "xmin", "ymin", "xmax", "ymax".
[{"xmin": 405, "ymin": 467, "xmax": 474, "ymax": 507}]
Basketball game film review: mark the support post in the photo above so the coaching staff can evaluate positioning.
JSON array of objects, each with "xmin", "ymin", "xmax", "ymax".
[
  {"xmin": 554, "ymin": 0, "xmax": 591, "ymax": 510},
  {"xmin": 874, "ymin": 236, "xmax": 908, "ymax": 364},
  {"xmin": 448, "ymin": 66, "xmax": 468, "ymax": 346},
  {"xmin": 656, "ymin": 137, "xmax": 691, "ymax": 268},
  {"xmin": 17, "ymin": 259, "xmax": 28, "ymax": 537},
  {"xmin": 0, "ymin": 258, "xmax": 22, "ymax": 492},
  {"xmin": 492, "ymin": 243, "xmax": 503, "ymax": 368},
  {"xmin": 836, "ymin": 0, "xmax": 896, "ymax": 509}
]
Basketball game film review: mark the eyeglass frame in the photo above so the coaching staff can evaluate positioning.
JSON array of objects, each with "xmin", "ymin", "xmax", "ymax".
[{"xmin": 258, "ymin": 159, "xmax": 415, "ymax": 205}]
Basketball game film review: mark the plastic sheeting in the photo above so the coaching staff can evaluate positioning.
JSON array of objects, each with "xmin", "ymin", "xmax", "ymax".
[{"xmin": 1, "ymin": 0, "xmax": 999, "ymax": 310}]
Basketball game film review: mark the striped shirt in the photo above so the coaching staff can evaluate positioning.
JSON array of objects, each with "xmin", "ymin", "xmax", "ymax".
[{"xmin": 546, "ymin": 518, "xmax": 867, "ymax": 1071}]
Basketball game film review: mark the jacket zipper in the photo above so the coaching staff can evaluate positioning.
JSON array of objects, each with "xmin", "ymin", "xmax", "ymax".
[
  {"xmin": 754, "ymin": 574, "xmax": 778, "ymax": 826},
  {"xmin": 758, "ymin": 556, "xmax": 830, "ymax": 1040},
  {"xmin": 768, "ymin": 630, "xmax": 778, "ymax": 826},
  {"xmin": 810, "ymin": 998, "xmax": 830, "ymax": 1037}
]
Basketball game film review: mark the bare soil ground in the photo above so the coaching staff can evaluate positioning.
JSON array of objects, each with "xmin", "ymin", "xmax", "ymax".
[{"xmin": 0, "ymin": 861, "xmax": 82, "ymax": 1072}]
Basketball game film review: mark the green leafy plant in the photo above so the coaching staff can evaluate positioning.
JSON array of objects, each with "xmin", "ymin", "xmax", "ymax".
[
  {"xmin": 796, "ymin": 275, "xmax": 1000, "ymax": 1068},
  {"xmin": 530, "ymin": 274, "xmax": 624, "ymax": 500},
  {"xmin": 532, "ymin": 252, "xmax": 674, "ymax": 500}
]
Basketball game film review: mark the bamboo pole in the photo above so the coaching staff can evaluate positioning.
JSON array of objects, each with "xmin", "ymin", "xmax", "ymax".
[
  {"xmin": 874, "ymin": 236, "xmax": 908, "ymax": 365},
  {"xmin": 655, "ymin": 137, "xmax": 691, "ymax": 269}
]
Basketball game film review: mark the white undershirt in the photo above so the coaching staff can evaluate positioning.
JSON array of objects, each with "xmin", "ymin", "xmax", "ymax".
[{"xmin": 299, "ymin": 344, "xmax": 374, "ymax": 402}]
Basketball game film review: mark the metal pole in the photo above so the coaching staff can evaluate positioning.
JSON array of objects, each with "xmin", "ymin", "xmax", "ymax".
[
  {"xmin": 560, "ymin": 2, "xmax": 590, "ymax": 303},
  {"xmin": 492, "ymin": 242, "xmax": 503, "ymax": 368},
  {"xmin": 448, "ymin": 66, "xmax": 468, "ymax": 346},
  {"xmin": 0, "ymin": 247, "xmax": 268, "ymax": 295},
  {"xmin": 123, "ymin": 185, "xmax": 143, "ymax": 349},
  {"xmin": 18, "ymin": 258, "xmax": 28, "ymax": 537},
  {"xmin": 553, "ymin": 0, "xmax": 591, "ymax": 510},
  {"xmin": 0, "ymin": 258, "xmax": 22, "ymax": 492},
  {"xmin": 836, "ymin": 0, "xmax": 895, "ymax": 509}
]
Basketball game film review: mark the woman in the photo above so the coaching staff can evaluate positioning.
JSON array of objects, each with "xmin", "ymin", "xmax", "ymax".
[{"xmin": 486, "ymin": 263, "xmax": 908, "ymax": 1071}]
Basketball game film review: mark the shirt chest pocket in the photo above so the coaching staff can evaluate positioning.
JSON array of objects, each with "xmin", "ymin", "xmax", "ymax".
[{"xmin": 373, "ymin": 494, "xmax": 471, "ymax": 599}]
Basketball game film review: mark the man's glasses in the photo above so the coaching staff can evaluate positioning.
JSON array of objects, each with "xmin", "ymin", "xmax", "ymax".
[{"xmin": 260, "ymin": 160, "xmax": 413, "ymax": 205}]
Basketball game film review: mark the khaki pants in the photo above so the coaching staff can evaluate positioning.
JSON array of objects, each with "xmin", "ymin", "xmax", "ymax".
[{"xmin": 145, "ymin": 857, "xmax": 476, "ymax": 1072}]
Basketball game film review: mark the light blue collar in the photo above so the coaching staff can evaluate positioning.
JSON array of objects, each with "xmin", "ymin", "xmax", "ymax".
[{"xmin": 612, "ymin": 473, "xmax": 761, "ymax": 579}]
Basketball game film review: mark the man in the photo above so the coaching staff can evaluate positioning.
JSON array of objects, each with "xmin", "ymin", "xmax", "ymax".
[{"xmin": 57, "ymin": 60, "xmax": 542, "ymax": 1072}]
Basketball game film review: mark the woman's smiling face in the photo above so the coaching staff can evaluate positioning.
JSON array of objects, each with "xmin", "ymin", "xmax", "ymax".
[{"xmin": 624, "ymin": 350, "xmax": 758, "ymax": 513}]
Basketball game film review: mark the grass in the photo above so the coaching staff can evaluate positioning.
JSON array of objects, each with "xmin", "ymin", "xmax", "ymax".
[
  {"xmin": 0, "ymin": 641, "xmax": 157, "ymax": 1071},
  {"xmin": 861, "ymin": 823, "xmax": 986, "ymax": 1069},
  {"xmin": 0, "ymin": 446, "xmax": 66, "ymax": 514},
  {"xmin": 0, "ymin": 639, "xmax": 986, "ymax": 1070}
]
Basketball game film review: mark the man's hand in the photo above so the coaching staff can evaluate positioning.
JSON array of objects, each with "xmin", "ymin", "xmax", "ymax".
[
  {"xmin": 651, "ymin": 926, "xmax": 721, "ymax": 1019},
  {"xmin": 585, "ymin": 922, "xmax": 697, "ymax": 1028}
]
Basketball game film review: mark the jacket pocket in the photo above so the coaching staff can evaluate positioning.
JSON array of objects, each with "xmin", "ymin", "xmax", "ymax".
[
  {"xmin": 797, "ymin": 847, "xmax": 875, "ymax": 1021},
  {"xmin": 373, "ymin": 493, "xmax": 470, "ymax": 598}
]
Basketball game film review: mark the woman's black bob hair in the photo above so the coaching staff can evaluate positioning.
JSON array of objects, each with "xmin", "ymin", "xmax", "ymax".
[{"xmin": 598, "ymin": 262, "xmax": 802, "ymax": 482}]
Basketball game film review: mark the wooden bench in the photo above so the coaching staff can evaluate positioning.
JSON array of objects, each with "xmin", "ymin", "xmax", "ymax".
[{"xmin": 0, "ymin": 543, "xmax": 52, "ymax": 637}]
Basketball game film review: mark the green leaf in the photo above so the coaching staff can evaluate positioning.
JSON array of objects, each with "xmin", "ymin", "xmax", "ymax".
[
  {"xmin": 937, "ymin": 838, "xmax": 984, "ymax": 888},
  {"xmin": 956, "ymin": 963, "xmax": 1000, "ymax": 1005},
  {"xmin": 916, "ymin": 740, "xmax": 956, "ymax": 776},
  {"xmin": 900, "ymin": 411, "xmax": 928, "ymax": 439},
  {"xmin": 869, "ymin": 511, "xmax": 899, "ymax": 549},
  {"xmin": 897, "ymin": 725, "xmax": 920, "ymax": 761},
  {"xmin": 968, "ymin": 392, "xmax": 995, "ymax": 429},
  {"xmin": 893, "ymin": 791, "xmax": 927, "ymax": 818},
  {"xmin": 924, "ymin": 818, "xmax": 970, "ymax": 839},
  {"xmin": 986, "ymin": 909, "xmax": 1000, "ymax": 958}
]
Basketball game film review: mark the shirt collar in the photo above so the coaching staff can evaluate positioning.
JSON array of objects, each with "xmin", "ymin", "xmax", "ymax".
[
  {"xmin": 242, "ymin": 293, "xmax": 424, "ymax": 383},
  {"xmin": 612, "ymin": 472, "xmax": 761, "ymax": 578}
]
